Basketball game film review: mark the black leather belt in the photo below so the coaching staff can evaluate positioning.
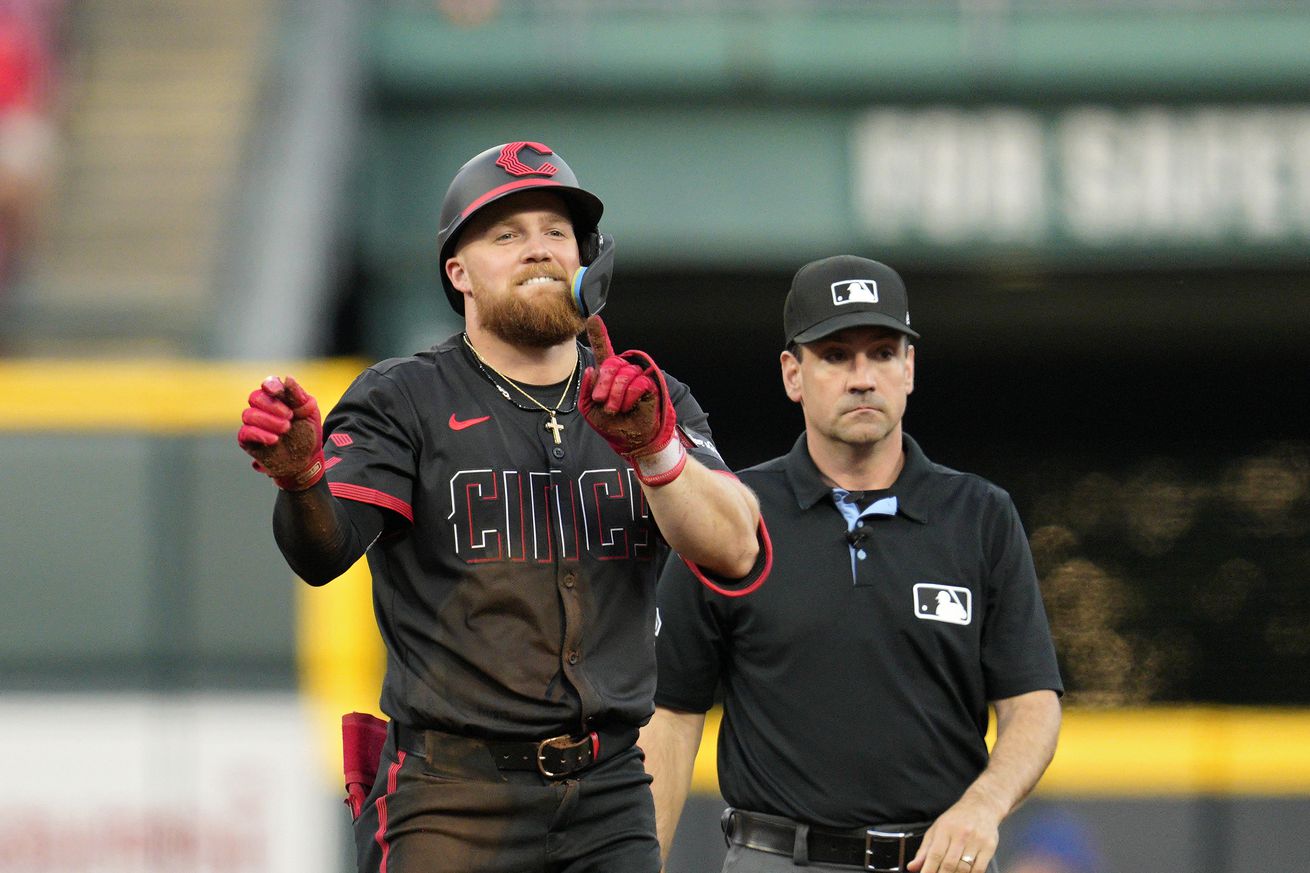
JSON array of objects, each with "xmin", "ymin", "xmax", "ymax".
[
  {"xmin": 723, "ymin": 808, "xmax": 928, "ymax": 872},
  {"xmin": 394, "ymin": 723, "xmax": 637, "ymax": 779}
]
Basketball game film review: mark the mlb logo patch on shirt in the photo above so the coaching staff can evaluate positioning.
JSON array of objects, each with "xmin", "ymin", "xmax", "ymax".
[{"xmin": 913, "ymin": 583, "xmax": 972, "ymax": 625}]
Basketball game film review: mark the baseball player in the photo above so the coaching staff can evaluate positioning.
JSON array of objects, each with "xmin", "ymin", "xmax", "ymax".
[
  {"xmin": 237, "ymin": 141, "xmax": 763, "ymax": 873},
  {"xmin": 641, "ymin": 256, "xmax": 1063, "ymax": 873}
]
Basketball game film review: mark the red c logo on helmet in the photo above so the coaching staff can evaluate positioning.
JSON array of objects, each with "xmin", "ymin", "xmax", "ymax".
[{"xmin": 495, "ymin": 142, "xmax": 559, "ymax": 177}]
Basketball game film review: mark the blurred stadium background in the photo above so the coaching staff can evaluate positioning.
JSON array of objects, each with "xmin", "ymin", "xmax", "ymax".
[{"xmin": 1, "ymin": 1, "xmax": 1309, "ymax": 871}]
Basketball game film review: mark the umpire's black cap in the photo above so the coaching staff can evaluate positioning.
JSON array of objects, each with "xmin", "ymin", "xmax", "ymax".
[
  {"xmin": 784, "ymin": 255, "xmax": 919, "ymax": 346},
  {"xmin": 437, "ymin": 141, "xmax": 605, "ymax": 315}
]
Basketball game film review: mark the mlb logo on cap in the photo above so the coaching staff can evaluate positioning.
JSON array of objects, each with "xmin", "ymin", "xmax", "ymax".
[
  {"xmin": 784, "ymin": 255, "xmax": 920, "ymax": 345},
  {"xmin": 832, "ymin": 280, "xmax": 879, "ymax": 305}
]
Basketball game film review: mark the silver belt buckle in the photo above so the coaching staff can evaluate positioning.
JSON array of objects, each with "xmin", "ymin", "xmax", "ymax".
[
  {"xmin": 536, "ymin": 734, "xmax": 579, "ymax": 778},
  {"xmin": 864, "ymin": 829, "xmax": 911, "ymax": 872}
]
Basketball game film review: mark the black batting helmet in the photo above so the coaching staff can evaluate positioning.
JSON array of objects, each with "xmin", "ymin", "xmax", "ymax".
[{"xmin": 437, "ymin": 141, "xmax": 605, "ymax": 314}]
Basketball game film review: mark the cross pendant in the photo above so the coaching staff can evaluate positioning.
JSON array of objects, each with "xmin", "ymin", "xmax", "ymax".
[{"xmin": 544, "ymin": 414, "xmax": 564, "ymax": 445}]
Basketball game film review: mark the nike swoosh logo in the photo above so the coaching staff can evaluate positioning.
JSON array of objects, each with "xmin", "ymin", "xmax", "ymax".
[{"xmin": 449, "ymin": 413, "xmax": 491, "ymax": 431}]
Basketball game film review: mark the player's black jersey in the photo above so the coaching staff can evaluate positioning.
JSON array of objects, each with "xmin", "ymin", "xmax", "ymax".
[{"xmin": 321, "ymin": 332, "xmax": 728, "ymax": 740}]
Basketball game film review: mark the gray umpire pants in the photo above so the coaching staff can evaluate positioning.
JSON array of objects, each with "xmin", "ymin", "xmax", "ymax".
[{"xmin": 720, "ymin": 842, "xmax": 1001, "ymax": 873}]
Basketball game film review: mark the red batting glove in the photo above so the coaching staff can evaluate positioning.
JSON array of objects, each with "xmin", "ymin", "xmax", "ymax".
[
  {"xmin": 579, "ymin": 315, "xmax": 687, "ymax": 486},
  {"xmin": 237, "ymin": 375, "xmax": 326, "ymax": 491}
]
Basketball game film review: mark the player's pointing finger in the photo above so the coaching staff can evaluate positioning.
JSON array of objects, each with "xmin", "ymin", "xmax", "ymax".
[{"xmin": 585, "ymin": 314, "xmax": 614, "ymax": 363}]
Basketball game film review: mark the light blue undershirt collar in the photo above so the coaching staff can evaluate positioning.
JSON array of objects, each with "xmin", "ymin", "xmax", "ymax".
[{"xmin": 832, "ymin": 489, "xmax": 898, "ymax": 581}]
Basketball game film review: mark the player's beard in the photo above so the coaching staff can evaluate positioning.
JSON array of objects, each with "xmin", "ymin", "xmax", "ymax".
[{"xmin": 476, "ymin": 271, "xmax": 585, "ymax": 348}]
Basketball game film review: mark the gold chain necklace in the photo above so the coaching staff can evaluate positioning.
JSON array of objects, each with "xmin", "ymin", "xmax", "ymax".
[{"xmin": 462, "ymin": 333, "xmax": 578, "ymax": 445}]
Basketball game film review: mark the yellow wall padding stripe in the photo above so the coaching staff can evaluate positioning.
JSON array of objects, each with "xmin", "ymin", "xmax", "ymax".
[
  {"xmin": 690, "ymin": 705, "xmax": 1310, "ymax": 797},
  {"xmin": 1038, "ymin": 705, "xmax": 1310, "ymax": 796},
  {"xmin": 0, "ymin": 358, "xmax": 366, "ymax": 432}
]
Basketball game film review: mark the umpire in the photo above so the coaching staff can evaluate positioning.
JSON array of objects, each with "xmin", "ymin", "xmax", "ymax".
[{"xmin": 641, "ymin": 256, "xmax": 1063, "ymax": 873}]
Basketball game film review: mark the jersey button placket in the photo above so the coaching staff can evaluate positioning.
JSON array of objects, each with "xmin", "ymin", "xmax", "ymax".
[{"xmin": 558, "ymin": 563, "xmax": 590, "ymax": 715}]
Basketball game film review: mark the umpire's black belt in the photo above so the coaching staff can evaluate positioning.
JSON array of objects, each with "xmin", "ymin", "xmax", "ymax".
[
  {"xmin": 394, "ymin": 722, "xmax": 637, "ymax": 779},
  {"xmin": 722, "ymin": 808, "xmax": 929, "ymax": 872}
]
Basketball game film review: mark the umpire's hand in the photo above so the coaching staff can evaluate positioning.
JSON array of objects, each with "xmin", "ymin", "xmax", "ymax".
[
  {"xmin": 238, "ymin": 375, "xmax": 326, "ymax": 491},
  {"xmin": 907, "ymin": 793, "xmax": 999, "ymax": 873}
]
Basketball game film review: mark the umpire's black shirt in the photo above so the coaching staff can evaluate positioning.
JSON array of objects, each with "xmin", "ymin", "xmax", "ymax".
[{"xmin": 654, "ymin": 432, "xmax": 1063, "ymax": 828}]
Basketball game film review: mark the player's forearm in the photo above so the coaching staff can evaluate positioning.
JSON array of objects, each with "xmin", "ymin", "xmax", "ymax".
[
  {"xmin": 964, "ymin": 690, "xmax": 1062, "ymax": 819},
  {"xmin": 272, "ymin": 480, "xmax": 376, "ymax": 586},
  {"xmin": 639, "ymin": 707, "xmax": 706, "ymax": 866},
  {"xmin": 642, "ymin": 458, "xmax": 760, "ymax": 578}
]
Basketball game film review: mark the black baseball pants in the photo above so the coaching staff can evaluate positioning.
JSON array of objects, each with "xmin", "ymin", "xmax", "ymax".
[{"xmin": 352, "ymin": 726, "xmax": 660, "ymax": 873}]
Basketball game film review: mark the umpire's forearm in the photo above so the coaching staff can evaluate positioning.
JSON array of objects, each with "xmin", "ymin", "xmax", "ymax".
[
  {"xmin": 640, "ymin": 707, "xmax": 707, "ymax": 866},
  {"xmin": 966, "ymin": 690, "xmax": 1062, "ymax": 818},
  {"xmin": 272, "ymin": 479, "xmax": 374, "ymax": 586},
  {"xmin": 642, "ymin": 457, "xmax": 760, "ymax": 579}
]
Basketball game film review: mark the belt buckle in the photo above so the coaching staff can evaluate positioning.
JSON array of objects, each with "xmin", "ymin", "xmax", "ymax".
[
  {"xmin": 864, "ymin": 829, "xmax": 911, "ymax": 872},
  {"xmin": 536, "ymin": 734, "xmax": 579, "ymax": 778}
]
